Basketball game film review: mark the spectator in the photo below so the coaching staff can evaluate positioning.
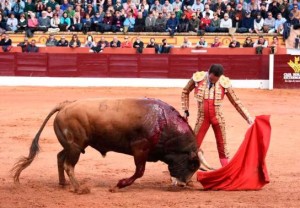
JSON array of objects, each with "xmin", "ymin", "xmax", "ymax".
[
  {"xmin": 92, "ymin": 11, "xmax": 103, "ymax": 32},
  {"xmin": 46, "ymin": 34, "xmax": 58, "ymax": 47},
  {"xmin": 16, "ymin": 13, "xmax": 27, "ymax": 33},
  {"xmin": 162, "ymin": 0, "xmax": 173, "ymax": 13},
  {"xmin": 6, "ymin": 13, "xmax": 18, "ymax": 32},
  {"xmin": 49, "ymin": 13, "xmax": 60, "ymax": 32},
  {"xmin": 229, "ymin": 36, "xmax": 241, "ymax": 48},
  {"xmin": 26, "ymin": 11, "xmax": 38, "ymax": 37},
  {"xmin": 57, "ymin": 36, "xmax": 69, "ymax": 47},
  {"xmin": 219, "ymin": 12, "xmax": 232, "ymax": 32},
  {"xmin": 177, "ymin": 13, "xmax": 189, "ymax": 32},
  {"xmin": 213, "ymin": 0, "xmax": 226, "ymax": 13},
  {"xmin": 246, "ymin": 0, "xmax": 259, "ymax": 16},
  {"xmin": 59, "ymin": 12, "xmax": 71, "ymax": 31},
  {"xmin": 121, "ymin": 36, "xmax": 132, "ymax": 48},
  {"xmin": 154, "ymin": 11, "xmax": 167, "ymax": 32},
  {"xmin": 11, "ymin": 0, "xmax": 25, "ymax": 19},
  {"xmin": 2, "ymin": 0, "xmax": 12, "ymax": 18},
  {"xmin": 26, "ymin": 39, "xmax": 39, "ymax": 53},
  {"xmin": 233, "ymin": 3, "xmax": 245, "ymax": 28},
  {"xmin": 112, "ymin": 10, "xmax": 125, "ymax": 32},
  {"xmin": 24, "ymin": 0, "xmax": 35, "ymax": 15},
  {"xmin": 0, "ymin": 33, "xmax": 12, "ymax": 52},
  {"xmin": 92, "ymin": 36, "xmax": 109, "ymax": 53},
  {"xmin": 145, "ymin": 11, "xmax": 156, "ymax": 32},
  {"xmin": 139, "ymin": 4, "xmax": 148, "ymax": 18},
  {"xmin": 46, "ymin": 6, "xmax": 54, "ymax": 18},
  {"xmin": 206, "ymin": 12, "xmax": 220, "ymax": 32},
  {"xmin": 124, "ymin": 11, "xmax": 135, "ymax": 32},
  {"xmin": 263, "ymin": 12, "xmax": 275, "ymax": 33},
  {"xmin": 17, "ymin": 37, "xmax": 29, "ymax": 52},
  {"xmin": 268, "ymin": 0, "xmax": 281, "ymax": 19},
  {"xmin": 195, "ymin": 36, "xmax": 208, "ymax": 48},
  {"xmin": 0, "ymin": 14, "xmax": 6, "ymax": 33},
  {"xmin": 114, "ymin": 0, "xmax": 124, "ymax": 12},
  {"xmin": 150, "ymin": 0, "xmax": 163, "ymax": 13},
  {"xmin": 69, "ymin": 34, "xmax": 81, "ymax": 48},
  {"xmin": 138, "ymin": 0, "xmax": 149, "ymax": 12},
  {"xmin": 71, "ymin": 12, "xmax": 82, "ymax": 31},
  {"xmin": 66, "ymin": 5, "xmax": 75, "ymax": 19},
  {"xmin": 254, "ymin": 12, "xmax": 264, "ymax": 33},
  {"xmin": 61, "ymin": 0, "xmax": 71, "ymax": 11},
  {"xmin": 110, "ymin": 36, "xmax": 121, "ymax": 48},
  {"xmin": 211, "ymin": 36, "xmax": 222, "ymax": 47},
  {"xmin": 166, "ymin": 12, "xmax": 178, "ymax": 36},
  {"xmin": 172, "ymin": 0, "xmax": 182, "ymax": 11},
  {"xmin": 291, "ymin": 3, "xmax": 300, "ymax": 21},
  {"xmin": 146, "ymin": 37, "xmax": 159, "ymax": 53},
  {"xmin": 269, "ymin": 35, "xmax": 278, "ymax": 54},
  {"xmin": 36, "ymin": 0, "xmax": 46, "ymax": 18},
  {"xmin": 134, "ymin": 12, "xmax": 145, "ymax": 32},
  {"xmin": 86, "ymin": 4, "xmax": 95, "ymax": 18},
  {"xmin": 99, "ymin": 10, "xmax": 113, "ymax": 33},
  {"xmin": 192, "ymin": 0, "xmax": 204, "ymax": 12},
  {"xmin": 38, "ymin": 11, "xmax": 51, "ymax": 32},
  {"xmin": 47, "ymin": 0, "xmax": 58, "ymax": 11},
  {"xmin": 242, "ymin": 36, "xmax": 254, "ymax": 47},
  {"xmin": 53, "ymin": 4, "xmax": 64, "ymax": 18},
  {"xmin": 259, "ymin": 3, "xmax": 268, "ymax": 19},
  {"xmin": 133, "ymin": 36, "xmax": 144, "ymax": 54},
  {"xmin": 188, "ymin": 12, "xmax": 199, "ymax": 32},
  {"xmin": 254, "ymin": 35, "xmax": 268, "ymax": 54},
  {"xmin": 200, "ymin": 12, "xmax": 211, "ymax": 31},
  {"xmin": 181, "ymin": 36, "xmax": 192, "ymax": 48},
  {"xmin": 273, "ymin": 13, "xmax": 286, "ymax": 33},
  {"xmin": 236, "ymin": 11, "xmax": 254, "ymax": 33},
  {"xmin": 159, "ymin": 38, "xmax": 172, "ymax": 54},
  {"xmin": 85, "ymin": 35, "xmax": 96, "ymax": 49},
  {"xmin": 82, "ymin": 13, "xmax": 92, "ymax": 34}
]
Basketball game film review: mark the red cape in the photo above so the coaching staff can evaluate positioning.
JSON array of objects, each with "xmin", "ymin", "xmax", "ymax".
[{"xmin": 197, "ymin": 115, "xmax": 271, "ymax": 190}]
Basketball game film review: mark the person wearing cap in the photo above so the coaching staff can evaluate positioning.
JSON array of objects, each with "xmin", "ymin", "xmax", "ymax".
[
  {"xmin": 236, "ymin": 10, "xmax": 254, "ymax": 33},
  {"xmin": 181, "ymin": 64, "xmax": 253, "ymax": 167},
  {"xmin": 166, "ymin": 11, "xmax": 178, "ymax": 36},
  {"xmin": 57, "ymin": 36, "xmax": 69, "ymax": 47},
  {"xmin": 37, "ymin": 10, "xmax": 51, "ymax": 32}
]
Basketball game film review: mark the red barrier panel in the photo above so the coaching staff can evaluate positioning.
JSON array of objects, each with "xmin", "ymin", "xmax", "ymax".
[
  {"xmin": 0, "ymin": 53, "xmax": 270, "ymax": 80},
  {"xmin": 0, "ymin": 53, "xmax": 15, "ymax": 76},
  {"xmin": 274, "ymin": 55, "xmax": 300, "ymax": 89}
]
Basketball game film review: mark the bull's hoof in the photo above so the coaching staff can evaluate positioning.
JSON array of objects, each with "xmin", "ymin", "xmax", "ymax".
[
  {"xmin": 109, "ymin": 186, "xmax": 119, "ymax": 193},
  {"xmin": 186, "ymin": 181, "xmax": 194, "ymax": 187},
  {"xmin": 59, "ymin": 181, "xmax": 69, "ymax": 186}
]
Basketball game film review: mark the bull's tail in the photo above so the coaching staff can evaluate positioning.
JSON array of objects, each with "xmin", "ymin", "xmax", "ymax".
[{"xmin": 11, "ymin": 100, "xmax": 73, "ymax": 183}]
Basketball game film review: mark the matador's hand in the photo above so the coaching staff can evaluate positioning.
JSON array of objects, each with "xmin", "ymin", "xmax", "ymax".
[{"xmin": 247, "ymin": 117, "xmax": 254, "ymax": 125}]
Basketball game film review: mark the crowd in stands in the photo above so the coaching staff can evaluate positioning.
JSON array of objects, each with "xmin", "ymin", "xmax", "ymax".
[
  {"xmin": 0, "ymin": 32, "xmax": 279, "ymax": 54},
  {"xmin": 0, "ymin": 0, "xmax": 299, "ymax": 38}
]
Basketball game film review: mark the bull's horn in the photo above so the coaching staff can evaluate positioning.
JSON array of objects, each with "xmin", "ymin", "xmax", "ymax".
[{"xmin": 198, "ymin": 149, "xmax": 214, "ymax": 170}]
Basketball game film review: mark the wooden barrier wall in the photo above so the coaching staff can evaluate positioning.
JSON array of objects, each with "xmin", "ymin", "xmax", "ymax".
[{"xmin": 0, "ymin": 53, "xmax": 269, "ymax": 79}]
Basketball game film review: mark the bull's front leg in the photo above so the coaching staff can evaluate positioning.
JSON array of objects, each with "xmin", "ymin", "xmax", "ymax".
[{"xmin": 109, "ymin": 139, "xmax": 150, "ymax": 192}]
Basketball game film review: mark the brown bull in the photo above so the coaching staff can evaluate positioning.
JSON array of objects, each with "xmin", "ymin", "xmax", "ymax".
[{"xmin": 12, "ymin": 98, "xmax": 200, "ymax": 193}]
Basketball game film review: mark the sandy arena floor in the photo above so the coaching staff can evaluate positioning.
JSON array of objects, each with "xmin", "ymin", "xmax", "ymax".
[{"xmin": 0, "ymin": 87, "xmax": 299, "ymax": 208}]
